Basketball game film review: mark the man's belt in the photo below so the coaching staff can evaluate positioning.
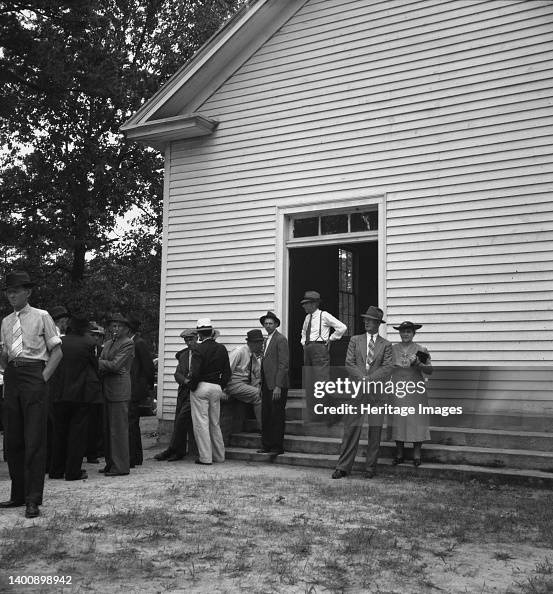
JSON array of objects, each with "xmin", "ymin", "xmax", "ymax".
[
  {"xmin": 305, "ymin": 341, "xmax": 326, "ymax": 345},
  {"xmin": 8, "ymin": 358, "xmax": 45, "ymax": 368}
]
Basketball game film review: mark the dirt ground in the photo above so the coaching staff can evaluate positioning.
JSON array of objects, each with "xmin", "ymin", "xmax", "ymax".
[{"xmin": 0, "ymin": 417, "xmax": 552, "ymax": 594}]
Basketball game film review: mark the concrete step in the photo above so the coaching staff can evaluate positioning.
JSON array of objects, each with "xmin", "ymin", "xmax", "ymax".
[
  {"xmin": 271, "ymin": 420, "xmax": 553, "ymax": 451},
  {"xmin": 283, "ymin": 398, "xmax": 553, "ymax": 432},
  {"xmin": 224, "ymin": 447, "xmax": 553, "ymax": 488},
  {"xmin": 230, "ymin": 432, "xmax": 553, "ymax": 472}
]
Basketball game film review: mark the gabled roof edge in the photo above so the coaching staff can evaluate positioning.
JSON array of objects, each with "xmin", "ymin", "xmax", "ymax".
[{"xmin": 121, "ymin": 0, "xmax": 268, "ymax": 132}]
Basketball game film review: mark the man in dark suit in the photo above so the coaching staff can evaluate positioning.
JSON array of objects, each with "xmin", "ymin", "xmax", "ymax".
[
  {"xmin": 257, "ymin": 311, "xmax": 289, "ymax": 455},
  {"xmin": 127, "ymin": 314, "xmax": 155, "ymax": 468},
  {"xmin": 332, "ymin": 306, "xmax": 393, "ymax": 479},
  {"xmin": 49, "ymin": 314, "xmax": 101, "ymax": 481},
  {"xmin": 189, "ymin": 318, "xmax": 231, "ymax": 465},
  {"xmin": 84, "ymin": 322, "xmax": 105, "ymax": 463},
  {"xmin": 155, "ymin": 328, "xmax": 198, "ymax": 461}
]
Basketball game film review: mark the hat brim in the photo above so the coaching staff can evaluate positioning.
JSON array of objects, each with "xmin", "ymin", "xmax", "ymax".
[
  {"xmin": 393, "ymin": 324, "xmax": 422, "ymax": 331},
  {"xmin": 259, "ymin": 315, "xmax": 280, "ymax": 326},
  {"xmin": 106, "ymin": 318, "xmax": 131, "ymax": 326},
  {"xmin": 3, "ymin": 282, "xmax": 35, "ymax": 290},
  {"xmin": 300, "ymin": 298, "xmax": 320, "ymax": 305},
  {"xmin": 361, "ymin": 315, "xmax": 385, "ymax": 323}
]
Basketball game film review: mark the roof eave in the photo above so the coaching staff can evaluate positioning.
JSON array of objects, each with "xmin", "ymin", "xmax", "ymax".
[{"xmin": 122, "ymin": 113, "xmax": 218, "ymax": 150}]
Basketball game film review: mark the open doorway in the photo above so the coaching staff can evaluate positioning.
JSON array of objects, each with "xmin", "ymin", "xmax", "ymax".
[{"xmin": 287, "ymin": 241, "xmax": 378, "ymax": 388}]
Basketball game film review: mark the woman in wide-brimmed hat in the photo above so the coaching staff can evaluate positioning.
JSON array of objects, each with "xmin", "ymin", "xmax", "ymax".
[{"xmin": 389, "ymin": 321, "xmax": 433, "ymax": 467}]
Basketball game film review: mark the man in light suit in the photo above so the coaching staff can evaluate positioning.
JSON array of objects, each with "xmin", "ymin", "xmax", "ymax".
[
  {"xmin": 332, "ymin": 306, "xmax": 393, "ymax": 479},
  {"xmin": 98, "ymin": 313, "xmax": 134, "ymax": 477},
  {"xmin": 257, "ymin": 311, "xmax": 289, "ymax": 455},
  {"xmin": 127, "ymin": 314, "xmax": 155, "ymax": 468}
]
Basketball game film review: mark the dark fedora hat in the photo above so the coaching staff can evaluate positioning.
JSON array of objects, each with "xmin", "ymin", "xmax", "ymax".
[
  {"xmin": 126, "ymin": 313, "xmax": 141, "ymax": 332},
  {"xmin": 69, "ymin": 313, "xmax": 89, "ymax": 331},
  {"xmin": 393, "ymin": 321, "xmax": 422, "ymax": 331},
  {"xmin": 259, "ymin": 311, "xmax": 280, "ymax": 327},
  {"xmin": 246, "ymin": 329, "xmax": 264, "ymax": 342},
  {"xmin": 2, "ymin": 270, "xmax": 36, "ymax": 290},
  {"xmin": 49, "ymin": 305, "xmax": 70, "ymax": 321},
  {"xmin": 300, "ymin": 290, "xmax": 321, "ymax": 305},
  {"xmin": 88, "ymin": 321, "xmax": 105, "ymax": 335},
  {"xmin": 105, "ymin": 312, "xmax": 130, "ymax": 326},
  {"xmin": 360, "ymin": 306, "xmax": 385, "ymax": 323}
]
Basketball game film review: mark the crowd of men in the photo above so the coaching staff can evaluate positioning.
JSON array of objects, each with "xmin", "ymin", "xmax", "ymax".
[
  {"xmin": 1, "ymin": 269, "xmax": 403, "ymax": 519},
  {"xmin": 0, "ymin": 271, "xmax": 155, "ymax": 518}
]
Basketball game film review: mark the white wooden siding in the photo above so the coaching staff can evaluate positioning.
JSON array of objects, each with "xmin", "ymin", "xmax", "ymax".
[{"xmin": 158, "ymin": 0, "xmax": 553, "ymax": 415}]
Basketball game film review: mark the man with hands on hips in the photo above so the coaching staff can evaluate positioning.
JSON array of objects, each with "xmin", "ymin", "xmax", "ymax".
[{"xmin": 0, "ymin": 271, "xmax": 62, "ymax": 518}]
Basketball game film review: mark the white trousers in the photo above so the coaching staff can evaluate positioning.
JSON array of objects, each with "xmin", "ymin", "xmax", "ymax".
[{"xmin": 190, "ymin": 382, "xmax": 225, "ymax": 464}]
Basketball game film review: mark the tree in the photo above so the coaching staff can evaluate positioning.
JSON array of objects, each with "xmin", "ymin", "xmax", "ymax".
[{"xmin": 0, "ymin": 0, "xmax": 243, "ymax": 334}]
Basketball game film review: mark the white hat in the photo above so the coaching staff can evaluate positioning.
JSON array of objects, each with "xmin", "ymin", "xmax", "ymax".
[{"xmin": 196, "ymin": 318, "xmax": 213, "ymax": 331}]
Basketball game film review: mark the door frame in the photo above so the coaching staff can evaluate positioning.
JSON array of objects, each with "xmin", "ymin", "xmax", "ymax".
[{"xmin": 275, "ymin": 194, "xmax": 388, "ymax": 339}]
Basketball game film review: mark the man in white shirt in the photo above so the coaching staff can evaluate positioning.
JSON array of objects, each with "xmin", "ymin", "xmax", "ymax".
[
  {"xmin": 0, "ymin": 271, "xmax": 62, "ymax": 518},
  {"xmin": 300, "ymin": 290, "xmax": 347, "ymax": 422}
]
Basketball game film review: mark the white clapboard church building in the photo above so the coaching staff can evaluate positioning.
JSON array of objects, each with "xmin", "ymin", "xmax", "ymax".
[{"xmin": 123, "ymin": 0, "xmax": 553, "ymax": 480}]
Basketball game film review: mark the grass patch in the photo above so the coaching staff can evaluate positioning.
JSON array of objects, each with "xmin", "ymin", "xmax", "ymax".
[{"xmin": 1, "ymin": 468, "xmax": 552, "ymax": 592}]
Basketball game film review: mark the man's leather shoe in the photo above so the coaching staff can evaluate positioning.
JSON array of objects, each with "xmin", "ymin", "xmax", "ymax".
[
  {"xmin": 363, "ymin": 470, "xmax": 376, "ymax": 479},
  {"xmin": 25, "ymin": 503, "xmax": 40, "ymax": 518},
  {"xmin": 48, "ymin": 473, "xmax": 64, "ymax": 479},
  {"xmin": 167, "ymin": 455, "xmax": 184, "ymax": 462},
  {"xmin": 0, "ymin": 500, "xmax": 25, "ymax": 508},
  {"xmin": 154, "ymin": 450, "xmax": 171, "ymax": 461},
  {"xmin": 104, "ymin": 471, "xmax": 129, "ymax": 476},
  {"xmin": 331, "ymin": 469, "xmax": 347, "ymax": 479},
  {"xmin": 66, "ymin": 470, "xmax": 88, "ymax": 481},
  {"xmin": 257, "ymin": 449, "xmax": 271, "ymax": 454},
  {"xmin": 272, "ymin": 449, "xmax": 284, "ymax": 455},
  {"xmin": 194, "ymin": 460, "xmax": 212, "ymax": 465}
]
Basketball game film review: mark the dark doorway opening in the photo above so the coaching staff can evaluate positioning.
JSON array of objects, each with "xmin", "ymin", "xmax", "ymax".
[{"xmin": 288, "ymin": 241, "xmax": 378, "ymax": 388}]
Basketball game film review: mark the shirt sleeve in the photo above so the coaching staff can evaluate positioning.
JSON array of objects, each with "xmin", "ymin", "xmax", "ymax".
[
  {"xmin": 324, "ymin": 312, "xmax": 347, "ymax": 341},
  {"xmin": 229, "ymin": 347, "xmax": 244, "ymax": 373},
  {"xmin": 42, "ymin": 313, "xmax": 62, "ymax": 351}
]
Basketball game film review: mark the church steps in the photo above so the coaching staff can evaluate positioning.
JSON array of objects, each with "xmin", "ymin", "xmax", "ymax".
[
  {"xmin": 223, "ymin": 447, "xmax": 553, "ymax": 489},
  {"xmin": 230, "ymin": 431, "xmax": 553, "ymax": 472},
  {"xmin": 272, "ymin": 419, "xmax": 553, "ymax": 451}
]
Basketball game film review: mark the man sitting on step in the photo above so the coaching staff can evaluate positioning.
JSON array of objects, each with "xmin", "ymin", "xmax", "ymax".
[{"xmin": 224, "ymin": 330, "xmax": 264, "ymax": 431}]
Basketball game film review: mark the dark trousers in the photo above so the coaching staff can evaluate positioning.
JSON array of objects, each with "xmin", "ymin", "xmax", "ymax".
[
  {"xmin": 168, "ymin": 390, "xmax": 197, "ymax": 457},
  {"xmin": 261, "ymin": 381, "xmax": 288, "ymax": 452},
  {"xmin": 50, "ymin": 401, "xmax": 89, "ymax": 479},
  {"xmin": 104, "ymin": 400, "xmax": 130, "ymax": 474},
  {"xmin": 303, "ymin": 342, "xmax": 330, "ymax": 422},
  {"xmin": 3, "ymin": 363, "xmax": 47, "ymax": 504},
  {"xmin": 86, "ymin": 403, "xmax": 104, "ymax": 459},
  {"xmin": 45, "ymin": 386, "xmax": 55, "ymax": 472},
  {"xmin": 128, "ymin": 401, "xmax": 143, "ymax": 466},
  {"xmin": 335, "ymin": 409, "xmax": 383, "ymax": 473}
]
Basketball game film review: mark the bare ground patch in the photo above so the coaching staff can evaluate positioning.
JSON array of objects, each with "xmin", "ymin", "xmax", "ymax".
[{"xmin": 0, "ymin": 423, "xmax": 552, "ymax": 593}]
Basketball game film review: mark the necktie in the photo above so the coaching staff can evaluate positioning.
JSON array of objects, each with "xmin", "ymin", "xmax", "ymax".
[
  {"xmin": 262, "ymin": 337, "xmax": 267, "ymax": 356},
  {"xmin": 366, "ymin": 334, "xmax": 375, "ymax": 372},
  {"xmin": 11, "ymin": 312, "xmax": 23, "ymax": 359},
  {"xmin": 305, "ymin": 314, "xmax": 312, "ymax": 344},
  {"xmin": 248, "ymin": 353, "xmax": 253, "ymax": 384}
]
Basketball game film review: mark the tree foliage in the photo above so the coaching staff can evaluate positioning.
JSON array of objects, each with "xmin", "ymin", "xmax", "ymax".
[{"xmin": 0, "ymin": 0, "xmax": 242, "ymax": 341}]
